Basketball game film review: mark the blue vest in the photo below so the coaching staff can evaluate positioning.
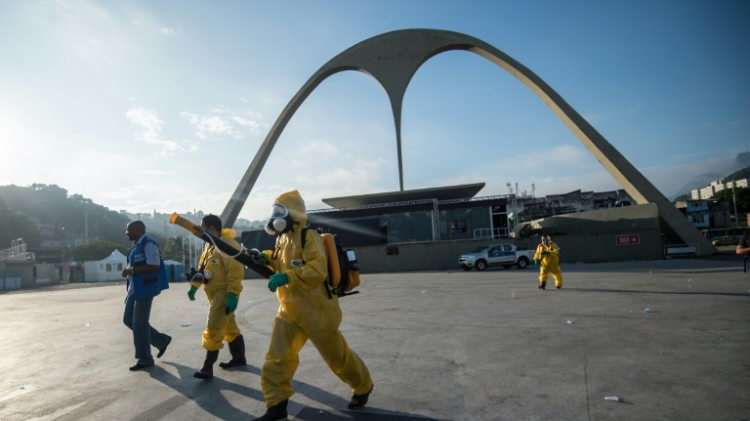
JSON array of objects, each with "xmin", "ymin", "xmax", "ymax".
[{"xmin": 127, "ymin": 235, "xmax": 169, "ymax": 300}]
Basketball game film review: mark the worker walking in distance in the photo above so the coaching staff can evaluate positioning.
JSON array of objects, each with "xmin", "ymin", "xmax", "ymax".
[{"xmin": 534, "ymin": 235, "xmax": 563, "ymax": 290}]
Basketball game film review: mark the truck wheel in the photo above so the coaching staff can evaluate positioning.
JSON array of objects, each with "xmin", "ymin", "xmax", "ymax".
[
  {"xmin": 475, "ymin": 260, "xmax": 487, "ymax": 271},
  {"xmin": 516, "ymin": 257, "xmax": 528, "ymax": 269}
]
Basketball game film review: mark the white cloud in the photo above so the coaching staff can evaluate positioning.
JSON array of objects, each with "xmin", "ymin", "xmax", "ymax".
[
  {"xmin": 126, "ymin": 107, "xmax": 197, "ymax": 154},
  {"xmin": 231, "ymin": 116, "xmax": 263, "ymax": 135},
  {"xmin": 701, "ymin": 119, "xmax": 750, "ymax": 131},
  {"xmin": 181, "ymin": 112, "xmax": 240, "ymax": 140},
  {"xmin": 160, "ymin": 27, "xmax": 182, "ymax": 36},
  {"xmin": 126, "ymin": 107, "xmax": 163, "ymax": 141},
  {"xmin": 181, "ymin": 108, "xmax": 266, "ymax": 140}
]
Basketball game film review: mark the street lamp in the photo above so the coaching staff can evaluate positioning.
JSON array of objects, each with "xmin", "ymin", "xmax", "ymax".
[{"xmin": 60, "ymin": 227, "xmax": 69, "ymax": 262}]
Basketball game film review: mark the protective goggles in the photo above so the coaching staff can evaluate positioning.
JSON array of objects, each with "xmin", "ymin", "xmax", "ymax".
[{"xmin": 270, "ymin": 204, "xmax": 289, "ymax": 219}]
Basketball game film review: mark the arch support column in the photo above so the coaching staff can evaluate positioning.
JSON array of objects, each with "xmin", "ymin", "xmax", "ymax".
[{"xmin": 221, "ymin": 29, "xmax": 713, "ymax": 255}]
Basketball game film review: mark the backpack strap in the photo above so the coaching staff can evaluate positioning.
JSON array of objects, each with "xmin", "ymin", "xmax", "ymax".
[{"xmin": 300, "ymin": 227, "xmax": 334, "ymax": 299}]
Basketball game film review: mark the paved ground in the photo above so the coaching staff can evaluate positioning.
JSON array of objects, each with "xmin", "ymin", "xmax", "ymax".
[{"xmin": 1, "ymin": 257, "xmax": 749, "ymax": 421}]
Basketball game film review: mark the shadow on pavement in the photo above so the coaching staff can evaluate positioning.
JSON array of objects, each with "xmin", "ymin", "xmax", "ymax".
[{"xmin": 131, "ymin": 361, "xmax": 356, "ymax": 420}]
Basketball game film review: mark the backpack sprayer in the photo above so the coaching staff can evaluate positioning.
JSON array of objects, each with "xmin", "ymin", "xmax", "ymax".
[
  {"xmin": 170, "ymin": 212, "xmax": 361, "ymax": 297},
  {"xmin": 169, "ymin": 213, "xmax": 274, "ymax": 279}
]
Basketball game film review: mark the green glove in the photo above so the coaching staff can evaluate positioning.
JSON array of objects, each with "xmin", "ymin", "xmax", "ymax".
[
  {"xmin": 225, "ymin": 292, "xmax": 238, "ymax": 315},
  {"xmin": 534, "ymin": 259, "xmax": 540, "ymax": 266},
  {"xmin": 541, "ymin": 251, "xmax": 551, "ymax": 256},
  {"xmin": 187, "ymin": 285, "xmax": 198, "ymax": 301},
  {"xmin": 268, "ymin": 272, "xmax": 289, "ymax": 292},
  {"xmin": 254, "ymin": 251, "xmax": 268, "ymax": 265}
]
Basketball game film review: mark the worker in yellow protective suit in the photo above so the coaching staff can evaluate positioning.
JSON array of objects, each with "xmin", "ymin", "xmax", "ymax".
[
  {"xmin": 250, "ymin": 190, "xmax": 373, "ymax": 421},
  {"xmin": 534, "ymin": 235, "xmax": 563, "ymax": 290},
  {"xmin": 186, "ymin": 214, "xmax": 246, "ymax": 380}
]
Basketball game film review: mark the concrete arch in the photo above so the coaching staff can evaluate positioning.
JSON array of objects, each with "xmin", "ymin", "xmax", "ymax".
[{"xmin": 221, "ymin": 29, "xmax": 712, "ymax": 254}]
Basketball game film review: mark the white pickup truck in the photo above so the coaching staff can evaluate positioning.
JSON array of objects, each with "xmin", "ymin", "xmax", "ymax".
[{"xmin": 458, "ymin": 243, "xmax": 535, "ymax": 271}]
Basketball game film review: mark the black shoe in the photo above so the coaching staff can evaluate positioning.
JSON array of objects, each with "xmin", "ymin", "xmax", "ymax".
[
  {"xmin": 129, "ymin": 362, "xmax": 153, "ymax": 371},
  {"xmin": 556, "ymin": 286, "xmax": 562, "ymax": 289},
  {"xmin": 219, "ymin": 335, "xmax": 247, "ymax": 369},
  {"xmin": 193, "ymin": 369, "xmax": 213, "ymax": 379},
  {"xmin": 157, "ymin": 336, "xmax": 172, "ymax": 359},
  {"xmin": 193, "ymin": 350, "xmax": 219, "ymax": 380},
  {"xmin": 219, "ymin": 359, "xmax": 246, "ymax": 369},
  {"xmin": 251, "ymin": 399, "xmax": 288, "ymax": 421},
  {"xmin": 537, "ymin": 282, "xmax": 546, "ymax": 290},
  {"xmin": 348, "ymin": 384, "xmax": 373, "ymax": 409}
]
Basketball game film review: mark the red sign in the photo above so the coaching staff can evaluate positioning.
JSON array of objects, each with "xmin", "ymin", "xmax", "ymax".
[{"xmin": 616, "ymin": 235, "xmax": 640, "ymax": 245}]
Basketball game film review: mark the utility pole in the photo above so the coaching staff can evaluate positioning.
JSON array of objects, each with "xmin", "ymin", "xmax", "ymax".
[{"xmin": 732, "ymin": 182, "xmax": 739, "ymax": 228}]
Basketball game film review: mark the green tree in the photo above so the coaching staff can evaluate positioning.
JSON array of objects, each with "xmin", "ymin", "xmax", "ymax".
[
  {"xmin": 0, "ymin": 207, "xmax": 40, "ymax": 248},
  {"xmin": 724, "ymin": 166, "xmax": 750, "ymax": 183},
  {"xmin": 71, "ymin": 239, "xmax": 129, "ymax": 262},
  {"xmin": 713, "ymin": 187, "xmax": 750, "ymax": 213},
  {"xmin": 0, "ymin": 184, "xmax": 133, "ymax": 252},
  {"xmin": 162, "ymin": 236, "xmax": 188, "ymax": 262}
]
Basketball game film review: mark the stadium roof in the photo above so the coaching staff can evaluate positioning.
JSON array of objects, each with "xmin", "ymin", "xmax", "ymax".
[{"xmin": 321, "ymin": 182, "xmax": 485, "ymax": 208}]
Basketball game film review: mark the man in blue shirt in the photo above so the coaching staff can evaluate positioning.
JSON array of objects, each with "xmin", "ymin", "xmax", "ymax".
[{"xmin": 121, "ymin": 220, "xmax": 171, "ymax": 370}]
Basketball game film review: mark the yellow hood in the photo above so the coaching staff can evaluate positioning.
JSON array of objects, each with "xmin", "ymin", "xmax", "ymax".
[
  {"xmin": 274, "ymin": 190, "xmax": 308, "ymax": 226},
  {"xmin": 220, "ymin": 228, "xmax": 238, "ymax": 240}
]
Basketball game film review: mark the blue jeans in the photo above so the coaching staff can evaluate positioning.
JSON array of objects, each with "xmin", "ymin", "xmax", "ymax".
[{"xmin": 123, "ymin": 295, "xmax": 170, "ymax": 365}]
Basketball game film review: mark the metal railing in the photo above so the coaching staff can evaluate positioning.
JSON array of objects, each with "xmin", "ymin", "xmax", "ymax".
[
  {"xmin": 663, "ymin": 243, "xmax": 699, "ymax": 259},
  {"xmin": 0, "ymin": 239, "xmax": 35, "ymax": 262},
  {"xmin": 473, "ymin": 227, "xmax": 509, "ymax": 240}
]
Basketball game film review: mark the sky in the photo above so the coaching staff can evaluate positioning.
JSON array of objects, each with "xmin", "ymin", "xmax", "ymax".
[{"xmin": 1, "ymin": 0, "xmax": 749, "ymax": 223}]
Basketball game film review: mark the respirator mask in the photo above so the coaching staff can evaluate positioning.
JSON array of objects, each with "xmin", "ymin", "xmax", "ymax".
[
  {"xmin": 185, "ymin": 268, "xmax": 212, "ymax": 283},
  {"xmin": 265, "ymin": 203, "xmax": 295, "ymax": 235}
]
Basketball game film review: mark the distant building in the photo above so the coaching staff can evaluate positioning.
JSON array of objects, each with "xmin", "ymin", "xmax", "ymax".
[
  {"xmin": 241, "ymin": 183, "xmax": 635, "ymax": 250},
  {"xmin": 691, "ymin": 178, "xmax": 748, "ymax": 200},
  {"xmin": 675, "ymin": 199, "xmax": 732, "ymax": 230}
]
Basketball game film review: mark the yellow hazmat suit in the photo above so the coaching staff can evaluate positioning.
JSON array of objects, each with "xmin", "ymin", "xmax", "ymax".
[
  {"xmin": 534, "ymin": 236, "xmax": 563, "ymax": 288},
  {"xmin": 190, "ymin": 228, "xmax": 245, "ymax": 351},
  {"xmin": 259, "ymin": 190, "xmax": 373, "ymax": 408}
]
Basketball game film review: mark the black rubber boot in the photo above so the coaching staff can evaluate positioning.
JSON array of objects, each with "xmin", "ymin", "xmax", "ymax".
[
  {"xmin": 219, "ymin": 335, "xmax": 247, "ymax": 369},
  {"xmin": 348, "ymin": 384, "xmax": 374, "ymax": 409},
  {"xmin": 251, "ymin": 399, "xmax": 288, "ymax": 421},
  {"xmin": 193, "ymin": 350, "xmax": 219, "ymax": 379},
  {"xmin": 537, "ymin": 281, "xmax": 546, "ymax": 290}
]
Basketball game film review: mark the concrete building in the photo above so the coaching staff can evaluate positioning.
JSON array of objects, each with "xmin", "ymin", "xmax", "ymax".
[
  {"xmin": 691, "ymin": 178, "xmax": 749, "ymax": 200},
  {"xmin": 675, "ymin": 199, "xmax": 732, "ymax": 230},
  {"xmin": 240, "ymin": 184, "xmax": 669, "ymax": 274},
  {"xmin": 0, "ymin": 239, "xmax": 36, "ymax": 289}
]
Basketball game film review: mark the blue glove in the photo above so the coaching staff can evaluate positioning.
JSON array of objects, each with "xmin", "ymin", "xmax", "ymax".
[
  {"xmin": 187, "ymin": 285, "xmax": 198, "ymax": 301},
  {"xmin": 541, "ymin": 251, "xmax": 551, "ymax": 256},
  {"xmin": 534, "ymin": 259, "xmax": 540, "ymax": 266},
  {"xmin": 268, "ymin": 273, "xmax": 289, "ymax": 292},
  {"xmin": 225, "ymin": 292, "xmax": 238, "ymax": 315}
]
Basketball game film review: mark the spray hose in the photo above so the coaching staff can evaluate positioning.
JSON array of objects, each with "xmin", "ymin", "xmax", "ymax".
[{"xmin": 169, "ymin": 212, "xmax": 274, "ymax": 279}]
